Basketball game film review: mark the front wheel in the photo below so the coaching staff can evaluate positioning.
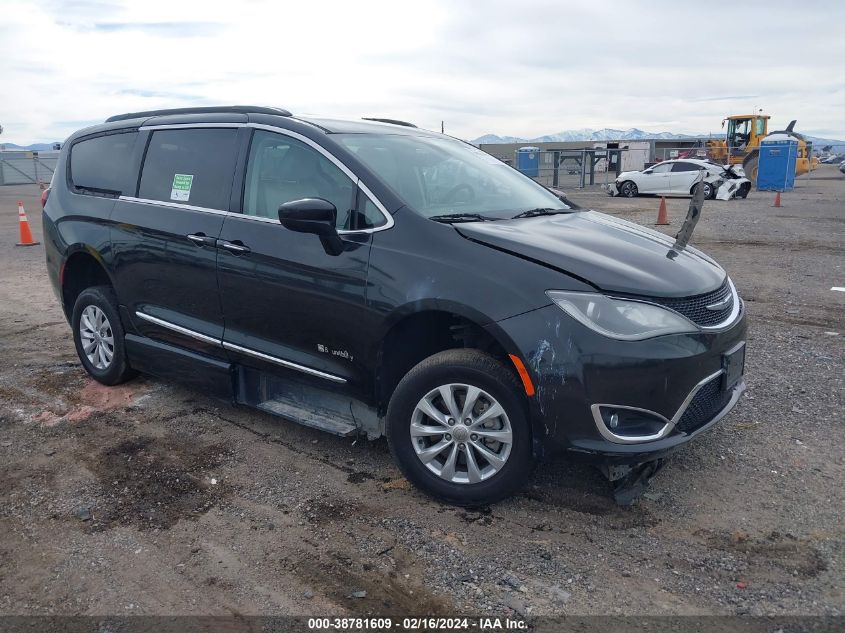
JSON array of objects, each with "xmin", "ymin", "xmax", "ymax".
[
  {"xmin": 386, "ymin": 349, "xmax": 533, "ymax": 506},
  {"xmin": 72, "ymin": 286, "xmax": 137, "ymax": 385},
  {"xmin": 619, "ymin": 181, "xmax": 638, "ymax": 197}
]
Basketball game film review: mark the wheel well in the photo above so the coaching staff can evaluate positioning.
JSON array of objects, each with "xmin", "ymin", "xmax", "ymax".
[
  {"xmin": 376, "ymin": 311, "xmax": 511, "ymax": 413},
  {"xmin": 62, "ymin": 252, "xmax": 111, "ymax": 317}
]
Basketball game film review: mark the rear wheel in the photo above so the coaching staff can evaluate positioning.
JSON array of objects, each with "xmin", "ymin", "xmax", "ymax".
[
  {"xmin": 72, "ymin": 286, "xmax": 136, "ymax": 385},
  {"xmin": 386, "ymin": 349, "xmax": 533, "ymax": 506},
  {"xmin": 619, "ymin": 181, "xmax": 638, "ymax": 198}
]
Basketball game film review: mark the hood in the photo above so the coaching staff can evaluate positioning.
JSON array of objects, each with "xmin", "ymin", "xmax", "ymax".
[{"xmin": 455, "ymin": 211, "xmax": 725, "ymax": 297}]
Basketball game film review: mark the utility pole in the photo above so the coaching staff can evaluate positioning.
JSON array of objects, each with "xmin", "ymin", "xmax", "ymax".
[{"xmin": 441, "ymin": 120, "xmax": 444, "ymax": 134}]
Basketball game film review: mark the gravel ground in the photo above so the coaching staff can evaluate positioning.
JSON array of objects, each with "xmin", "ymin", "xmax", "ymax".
[{"xmin": 0, "ymin": 168, "xmax": 842, "ymax": 618}]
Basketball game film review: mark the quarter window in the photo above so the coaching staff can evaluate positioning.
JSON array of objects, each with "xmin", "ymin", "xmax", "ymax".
[
  {"xmin": 243, "ymin": 130, "xmax": 365, "ymax": 229},
  {"xmin": 70, "ymin": 132, "xmax": 138, "ymax": 195},
  {"xmin": 138, "ymin": 128, "xmax": 238, "ymax": 210}
]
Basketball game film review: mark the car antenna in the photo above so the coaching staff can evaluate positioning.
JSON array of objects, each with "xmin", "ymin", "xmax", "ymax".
[{"xmin": 667, "ymin": 172, "xmax": 706, "ymax": 258}]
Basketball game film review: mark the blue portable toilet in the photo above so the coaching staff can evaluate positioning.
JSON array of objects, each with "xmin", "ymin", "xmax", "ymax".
[
  {"xmin": 756, "ymin": 133, "xmax": 798, "ymax": 191},
  {"xmin": 516, "ymin": 146, "xmax": 540, "ymax": 177}
]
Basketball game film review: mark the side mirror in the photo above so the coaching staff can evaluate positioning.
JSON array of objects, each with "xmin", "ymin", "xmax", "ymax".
[
  {"xmin": 278, "ymin": 198, "xmax": 337, "ymax": 235},
  {"xmin": 643, "ymin": 169, "xmax": 653, "ymax": 174},
  {"xmin": 278, "ymin": 198, "xmax": 344, "ymax": 255}
]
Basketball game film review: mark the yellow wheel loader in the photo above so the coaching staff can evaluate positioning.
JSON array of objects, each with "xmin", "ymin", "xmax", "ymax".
[{"xmin": 706, "ymin": 114, "xmax": 818, "ymax": 185}]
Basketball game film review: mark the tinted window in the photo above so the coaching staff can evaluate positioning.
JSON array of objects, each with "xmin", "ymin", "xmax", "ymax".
[
  {"xmin": 70, "ymin": 132, "xmax": 138, "ymax": 195},
  {"xmin": 650, "ymin": 163, "xmax": 672, "ymax": 174},
  {"xmin": 139, "ymin": 128, "xmax": 238, "ymax": 210},
  {"xmin": 671, "ymin": 162, "xmax": 701, "ymax": 172},
  {"xmin": 243, "ymin": 130, "xmax": 359, "ymax": 229}
]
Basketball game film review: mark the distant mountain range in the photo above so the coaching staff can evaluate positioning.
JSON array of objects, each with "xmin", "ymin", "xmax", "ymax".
[
  {"xmin": 0, "ymin": 142, "xmax": 61, "ymax": 151},
  {"xmin": 472, "ymin": 128, "xmax": 845, "ymax": 151},
  {"xmin": 472, "ymin": 128, "xmax": 707, "ymax": 145}
]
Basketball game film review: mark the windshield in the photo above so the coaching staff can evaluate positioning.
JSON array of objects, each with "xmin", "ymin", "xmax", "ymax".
[{"xmin": 336, "ymin": 133, "xmax": 571, "ymax": 219}]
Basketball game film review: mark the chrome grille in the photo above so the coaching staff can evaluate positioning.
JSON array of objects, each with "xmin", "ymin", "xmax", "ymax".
[
  {"xmin": 676, "ymin": 375, "xmax": 733, "ymax": 433},
  {"xmin": 649, "ymin": 279, "xmax": 734, "ymax": 327}
]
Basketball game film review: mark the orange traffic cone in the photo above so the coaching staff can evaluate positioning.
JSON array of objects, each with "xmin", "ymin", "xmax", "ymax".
[
  {"xmin": 773, "ymin": 191, "xmax": 782, "ymax": 208},
  {"xmin": 16, "ymin": 201, "xmax": 40, "ymax": 247},
  {"xmin": 655, "ymin": 197, "xmax": 669, "ymax": 225}
]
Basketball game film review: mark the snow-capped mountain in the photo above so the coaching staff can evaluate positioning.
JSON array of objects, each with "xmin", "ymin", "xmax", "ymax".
[{"xmin": 472, "ymin": 128, "xmax": 706, "ymax": 145}]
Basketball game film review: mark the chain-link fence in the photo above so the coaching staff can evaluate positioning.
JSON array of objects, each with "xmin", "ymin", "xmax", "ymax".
[
  {"xmin": 482, "ymin": 148, "xmax": 631, "ymax": 189},
  {"xmin": 519, "ymin": 148, "xmax": 630, "ymax": 189},
  {"xmin": 654, "ymin": 145, "xmax": 787, "ymax": 163},
  {"xmin": 0, "ymin": 152, "xmax": 58, "ymax": 186}
]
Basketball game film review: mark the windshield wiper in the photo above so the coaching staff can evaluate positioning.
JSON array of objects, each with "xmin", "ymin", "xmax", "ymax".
[
  {"xmin": 429, "ymin": 213, "xmax": 498, "ymax": 223},
  {"xmin": 510, "ymin": 207, "xmax": 570, "ymax": 219}
]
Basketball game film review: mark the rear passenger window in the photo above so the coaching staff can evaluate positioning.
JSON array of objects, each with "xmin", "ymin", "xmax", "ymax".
[
  {"xmin": 70, "ymin": 132, "xmax": 138, "ymax": 195},
  {"xmin": 671, "ymin": 162, "xmax": 700, "ymax": 172},
  {"xmin": 139, "ymin": 128, "xmax": 238, "ymax": 210}
]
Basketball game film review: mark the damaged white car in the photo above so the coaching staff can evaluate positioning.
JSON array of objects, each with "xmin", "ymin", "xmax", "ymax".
[{"xmin": 610, "ymin": 159, "xmax": 751, "ymax": 200}]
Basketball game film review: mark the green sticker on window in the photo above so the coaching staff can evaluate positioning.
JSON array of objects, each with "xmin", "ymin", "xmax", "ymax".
[{"xmin": 171, "ymin": 173, "xmax": 194, "ymax": 202}]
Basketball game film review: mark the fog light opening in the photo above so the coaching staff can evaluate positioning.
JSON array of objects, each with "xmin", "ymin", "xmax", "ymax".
[{"xmin": 599, "ymin": 406, "xmax": 667, "ymax": 439}]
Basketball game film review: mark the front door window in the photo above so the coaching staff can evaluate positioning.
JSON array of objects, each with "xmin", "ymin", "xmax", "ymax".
[{"xmin": 243, "ymin": 130, "xmax": 378, "ymax": 230}]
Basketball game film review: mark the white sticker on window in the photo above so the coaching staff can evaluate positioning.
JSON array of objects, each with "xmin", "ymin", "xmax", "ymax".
[{"xmin": 170, "ymin": 173, "xmax": 194, "ymax": 202}]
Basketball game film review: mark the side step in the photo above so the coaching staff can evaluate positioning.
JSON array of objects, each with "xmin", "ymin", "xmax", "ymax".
[
  {"xmin": 237, "ymin": 365, "xmax": 382, "ymax": 439},
  {"xmin": 257, "ymin": 399, "xmax": 357, "ymax": 437}
]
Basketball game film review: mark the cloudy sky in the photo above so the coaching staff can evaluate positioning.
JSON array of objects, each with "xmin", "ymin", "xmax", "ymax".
[{"xmin": 1, "ymin": 0, "xmax": 844, "ymax": 144}]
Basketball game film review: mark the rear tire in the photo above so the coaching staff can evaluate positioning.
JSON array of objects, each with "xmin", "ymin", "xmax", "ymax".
[
  {"xmin": 72, "ymin": 286, "xmax": 137, "ymax": 386},
  {"xmin": 699, "ymin": 182, "xmax": 716, "ymax": 200},
  {"xmin": 386, "ymin": 349, "xmax": 533, "ymax": 506}
]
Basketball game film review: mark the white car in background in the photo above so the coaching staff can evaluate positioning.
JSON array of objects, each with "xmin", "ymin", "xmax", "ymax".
[{"xmin": 614, "ymin": 159, "xmax": 750, "ymax": 200}]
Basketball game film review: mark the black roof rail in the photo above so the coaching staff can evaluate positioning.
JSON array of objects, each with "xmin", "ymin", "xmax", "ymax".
[
  {"xmin": 105, "ymin": 105, "xmax": 292, "ymax": 123},
  {"xmin": 361, "ymin": 117, "xmax": 417, "ymax": 128}
]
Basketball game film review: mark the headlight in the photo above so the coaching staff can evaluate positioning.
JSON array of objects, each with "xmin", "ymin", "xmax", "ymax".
[{"xmin": 546, "ymin": 290, "xmax": 698, "ymax": 340}]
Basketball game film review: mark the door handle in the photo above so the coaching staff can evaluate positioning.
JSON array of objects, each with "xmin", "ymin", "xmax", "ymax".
[
  {"xmin": 217, "ymin": 239, "xmax": 251, "ymax": 254},
  {"xmin": 187, "ymin": 233, "xmax": 216, "ymax": 247}
]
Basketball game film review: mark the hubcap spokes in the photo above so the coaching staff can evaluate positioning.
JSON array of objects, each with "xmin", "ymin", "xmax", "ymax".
[
  {"xmin": 79, "ymin": 305, "xmax": 114, "ymax": 370},
  {"xmin": 411, "ymin": 383, "xmax": 512, "ymax": 484}
]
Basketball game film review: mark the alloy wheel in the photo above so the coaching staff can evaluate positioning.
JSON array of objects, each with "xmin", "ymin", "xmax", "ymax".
[
  {"xmin": 621, "ymin": 182, "xmax": 637, "ymax": 197},
  {"xmin": 410, "ymin": 383, "xmax": 513, "ymax": 484},
  {"xmin": 79, "ymin": 305, "xmax": 114, "ymax": 370}
]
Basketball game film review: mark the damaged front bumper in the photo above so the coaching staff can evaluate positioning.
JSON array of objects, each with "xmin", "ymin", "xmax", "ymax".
[{"xmin": 486, "ymin": 303, "xmax": 748, "ymax": 464}]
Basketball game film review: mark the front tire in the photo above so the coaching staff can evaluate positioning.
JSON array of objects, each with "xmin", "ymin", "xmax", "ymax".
[
  {"xmin": 620, "ymin": 181, "xmax": 638, "ymax": 198},
  {"xmin": 743, "ymin": 152, "xmax": 759, "ymax": 186},
  {"xmin": 72, "ymin": 286, "xmax": 136, "ymax": 385},
  {"xmin": 386, "ymin": 349, "xmax": 533, "ymax": 506}
]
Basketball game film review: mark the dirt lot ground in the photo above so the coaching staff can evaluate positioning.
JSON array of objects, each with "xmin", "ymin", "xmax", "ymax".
[{"xmin": 1, "ymin": 168, "xmax": 842, "ymax": 619}]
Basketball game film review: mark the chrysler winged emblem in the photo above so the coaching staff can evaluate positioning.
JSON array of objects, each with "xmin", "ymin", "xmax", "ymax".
[{"xmin": 705, "ymin": 295, "xmax": 732, "ymax": 311}]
